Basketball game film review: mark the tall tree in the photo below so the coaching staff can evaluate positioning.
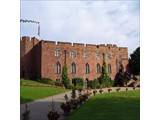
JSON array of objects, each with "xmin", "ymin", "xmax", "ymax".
[
  {"xmin": 62, "ymin": 64, "xmax": 70, "ymax": 88},
  {"xmin": 114, "ymin": 64, "xmax": 125, "ymax": 86},
  {"xmin": 129, "ymin": 47, "xmax": 140, "ymax": 75},
  {"xmin": 99, "ymin": 60, "xmax": 111, "ymax": 87}
]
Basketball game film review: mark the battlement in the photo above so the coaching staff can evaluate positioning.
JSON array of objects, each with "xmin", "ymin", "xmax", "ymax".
[
  {"xmin": 21, "ymin": 36, "xmax": 40, "ymax": 45},
  {"xmin": 119, "ymin": 47, "xmax": 128, "ymax": 51},
  {"xmin": 86, "ymin": 44, "xmax": 97, "ymax": 48},
  {"xmin": 42, "ymin": 40, "xmax": 56, "ymax": 44},
  {"xmin": 73, "ymin": 43, "xmax": 85, "ymax": 47},
  {"xmin": 99, "ymin": 44, "xmax": 105, "ymax": 46},
  {"xmin": 20, "ymin": 36, "xmax": 127, "ymax": 51},
  {"xmin": 57, "ymin": 41, "xmax": 72, "ymax": 46}
]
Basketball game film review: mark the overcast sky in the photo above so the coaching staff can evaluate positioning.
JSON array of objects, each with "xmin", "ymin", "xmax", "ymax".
[{"xmin": 20, "ymin": 0, "xmax": 140, "ymax": 55}]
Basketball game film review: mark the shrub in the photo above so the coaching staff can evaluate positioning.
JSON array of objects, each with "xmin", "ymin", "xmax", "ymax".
[
  {"xmin": 88, "ymin": 79, "xmax": 99, "ymax": 89},
  {"xmin": 98, "ymin": 60, "xmax": 112, "ymax": 87},
  {"xmin": 78, "ymin": 89, "xmax": 82, "ymax": 96},
  {"xmin": 93, "ymin": 90, "xmax": 97, "ymax": 96},
  {"xmin": 99, "ymin": 89, "xmax": 104, "ymax": 94},
  {"xmin": 67, "ymin": 84, "xmax": 74, "ymax": 89},
  {"xmin": 108, "ymin": 88, "xmax": 112, "ymax": 93},
  {"xmin": 22, "ymin": 104, "xmax": 30, "ymax": 120},
  {"xmin": 64, "ymin": 94, "xmax": 69, "ymax": 103},
  {"xmin": 108, "ymin": 79, "xmax": 114, "ymax": 87},
  {"xmin": 69, "ymin": 99, "xmax": 79, "ymax": 109},
  {"xmin": 61, "ymin": 102, "xmax": 71, "ymax": 115},
  {"xmin": 47, "ymin": 110, "xmax": 60, "ymax": 120},
  {"xmin": 116, "ymin": 88, "xmax": 121, "ymax": 92},
  {"xmin": 62, "ymin": 65, "xmax": 70, "ymax": 89},
  {"xmin": 71, "ymin": 89, "xmax": 77, "ymax": 100},
  {"xmin": 91, "ymin": 79, "xmax": 100, "ymax": 89},
  {"xmin": 72, "ymin": 77, "xmax": 84, "ymax": 90},
  {"xmin": 54, "ymin": 81, "xmax": 63, "ymax": 87},
  {"xmin": 37, "ymin": 78, "xmax": 54, "ymax": 85}
]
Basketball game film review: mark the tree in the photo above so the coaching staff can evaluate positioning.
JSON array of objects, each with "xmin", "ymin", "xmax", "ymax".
[
  {"xmin": 129, "ymin": 47, "xmax": 140, "ymax": 75},
  {"xmin": 114, "ymin": 64, "xmax": 125, "ymax": 87},
  {"xmin": 62, "ymin": 64, "xmax": 70, "ymax": 88},
  {"xmin": 99, "ymin": 60, "xmax": 111, "ymax": 87}
]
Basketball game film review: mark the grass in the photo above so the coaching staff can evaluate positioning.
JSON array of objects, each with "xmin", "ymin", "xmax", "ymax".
[
  {"xmin": 20, "ymin": 79, "xmax": 52, "ymax": 87},
  {"xmin": 20, "ymin": 79, "xmax": 69, "ymax": 104},
  {"xmin": 68, "ymin": 90, "xmax": 140, "ymax": 120}
]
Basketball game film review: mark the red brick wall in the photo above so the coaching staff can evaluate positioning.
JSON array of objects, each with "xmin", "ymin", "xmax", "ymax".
[
  {"xmin": 20, "ymin": 36, "xmax": 41, "ymax": 79},
  {"xmin": 20, "ymin": 36, "xmax": 129, "ymax": 81}
]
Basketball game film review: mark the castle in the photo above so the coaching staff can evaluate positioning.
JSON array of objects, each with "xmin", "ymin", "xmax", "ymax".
[{"xmin": 20, "ymin": 36, "xmax": 128, "ymax": 82}]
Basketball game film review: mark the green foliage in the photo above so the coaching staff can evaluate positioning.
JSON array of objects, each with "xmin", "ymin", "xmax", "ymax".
[
  {"xmin": 88, "ymin": 79, "xmax": 100, "ymax": 89},
  {"xmin": 72, "ymin": 77, "xmax": 84, "ymax": 89},
  {"xmin": 67, "ymin": 84, "xmax": 75, "ymax": 89},
  {"xmin": 68, "ymin": 90, "xmax": 140, "ymax": 120},
  {"xmin": 114, "ymin": 64, "xmax": 126, "ymax": 87},
  {"xmin": 99, "ymin": 60, "xmax": 112, "ymax": 87},
  {"xmin": 62, "ymin": 65, "xmax": 70, "ymax": 88},
  {"xmin": 37, "ymin": 78, "xmax": 54, "ymax": 85},
  {"xmin": 129, "ymin": 47, "xmax": 140, "ymax": 75},
  {"xmin": 54, "ymin": 81, "xmax": 63, "ymax": 87},
  {"xmin": 71, "ymin": 89, "xmax": 77, "ymax": 100},
  {"xmin": 47, "ymin": 110, "xmax": 60, "ymax": 120},
  {"xmin": 108, "ymin": 79, "xmax": 114, "ymax": 86}
]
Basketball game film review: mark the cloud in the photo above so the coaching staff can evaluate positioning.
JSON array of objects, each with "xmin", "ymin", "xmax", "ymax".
[{"xmin": 20, "ymin": 0, "xmax": 140, "ymax": 54}]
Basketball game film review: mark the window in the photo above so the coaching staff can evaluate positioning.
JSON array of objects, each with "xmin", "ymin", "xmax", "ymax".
[
  {"xmin": 116, "ymin": 58, "xmax": 122, "ymax": 72},
  {"xmin": 96, "ymin": 63, "xmax": 101, "ymax": 73},
  {"xmin": 70, "ymin": 51, "xmax": 77, "ymax": 58},
  {"xmin": 86, "ymin": 63, "xmax": 90, "ymax": 74},
  {"xmin": 55, "ymin": 49, "xmax": 61, "ymax": 57},
  {"xmin": 96, "ymin": 52, "xmax": 100, "ymax": 59},
  {"xmin": 106, "ymin": 53, "xmax": 111, "ymax": 60},
  {"xmin": 84, "ymin": 52, "xmax": 87, "ymax": 58},
  {"xmin": 55, "ymin": 62, "xmax": 61, "ymax": 74},
  {"xmin": 71, "ymin": 62, "xmax": 76, "ymax": 74},
  {"xmin": 108, "ymin": 64, "xmax": 112, "ymax": 74},
  {"xmin": 83, "ymin": 50, "xmax": 88, "ymax": 58}
]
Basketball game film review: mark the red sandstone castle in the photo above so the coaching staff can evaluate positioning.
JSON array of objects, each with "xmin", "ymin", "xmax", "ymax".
[{"xmin": 20, "ymin": 36, "xmax": 128, "ymax": 81}]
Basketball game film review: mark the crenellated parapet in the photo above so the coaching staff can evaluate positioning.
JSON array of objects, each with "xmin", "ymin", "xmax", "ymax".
[{"xmin": 20, "ymin": 36, "xmax": 128, "ymax": 53}]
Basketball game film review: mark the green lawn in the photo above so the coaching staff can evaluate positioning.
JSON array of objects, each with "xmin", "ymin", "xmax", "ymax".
[
  {"xmin": 68, "ymin": 90, "xmax": 140, "ymax": 120},
  {"xmin": 20, "ymin": 79, "xmax": 69, "ymax": 104},
  {"xmin": 20, "ymin": 79, "xmax": 52, "ymax": 87}
]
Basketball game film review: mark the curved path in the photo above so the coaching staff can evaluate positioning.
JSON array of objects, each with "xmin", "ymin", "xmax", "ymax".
[{"xmin": 20, "ymin": 87, "xmax": 139, "ymax": 120}]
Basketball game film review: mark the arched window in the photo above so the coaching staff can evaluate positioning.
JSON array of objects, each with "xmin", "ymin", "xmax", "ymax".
[
  {"xmin": 96, "ymin": 63, "xmax": 101, "ymax": 73},
  {"xmin": 71, "ymin": 62, "xmax": 76, "ymax": 74},
  {"xmin": 108, "ymin": 64, "xmax": 112, "ymax": 74},
  {"xmin": 55, "ymin": 62, "xmax": 61, "ymax": 74},
  {"xmin": 86, "ymin": 63, "xmax": 90, "ymax": 74}
]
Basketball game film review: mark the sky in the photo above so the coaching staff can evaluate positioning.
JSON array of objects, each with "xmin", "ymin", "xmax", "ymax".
[{"xmin": 20, "ymin": 0, "xmax": 140, "ymax": 55}]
